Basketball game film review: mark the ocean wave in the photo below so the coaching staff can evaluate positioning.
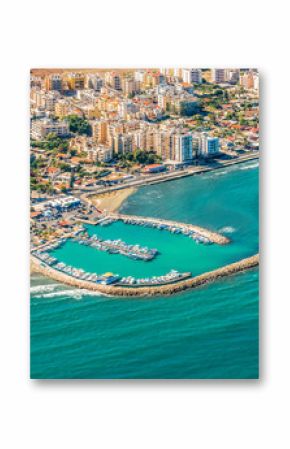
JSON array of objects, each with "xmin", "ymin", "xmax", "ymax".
[
  {"xmin": 31, "ymin": 283, "xmax": 107, "ymax": 299},
  {"xmin": 214, "ymin": 171, "xmax": 227, "ymax": 176},
  {"xmin": 219, "ymin": 226, "xmax": 236, "ymax": 233},
  {"xmin": 240, "ymin": 162, "xmax": 259, "ymax": 170},
  {"xmin": 30, "ymin": 284, "xmax": 61, "ymax": 294}
]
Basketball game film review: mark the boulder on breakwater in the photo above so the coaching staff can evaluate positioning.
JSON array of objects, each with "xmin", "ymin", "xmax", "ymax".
[{"xmin": 31, "ymin": 254, "xmax": 259, "ymax": 298}]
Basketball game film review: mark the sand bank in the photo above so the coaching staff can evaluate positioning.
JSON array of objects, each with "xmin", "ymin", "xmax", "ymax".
[{"xmin": 90, "ymin": 187, "xmax": 136, "ymax": 212}]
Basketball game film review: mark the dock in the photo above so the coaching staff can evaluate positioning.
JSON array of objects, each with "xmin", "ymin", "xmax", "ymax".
[
  {"xmin": 111, "ymin": 213, "xmax": 230, "ymax": 245},
  {"xmin": 31, "ymin": 253, "xmax": 259, "ymax": 297}
]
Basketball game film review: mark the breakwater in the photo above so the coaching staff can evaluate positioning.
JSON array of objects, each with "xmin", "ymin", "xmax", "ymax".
[
  {"xmin": 31, "ymin": 253, "xmax": 259, "ymax": 297},
  {"xmin": 111, "ymin": 213, "xmax": 230, "ymax": 245}
]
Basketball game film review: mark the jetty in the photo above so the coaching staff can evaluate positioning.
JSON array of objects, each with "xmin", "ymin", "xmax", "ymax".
[
  {"xmin": 110, "ymin": 213, "xmax": 230, "ymax": 245},
  {"xmin": 74, "ymin": 233, "xmax": 158, "ymax": 261},
  {"xmin": 31, "ymin": 253, "xmax": 259, "ymax": 297}
]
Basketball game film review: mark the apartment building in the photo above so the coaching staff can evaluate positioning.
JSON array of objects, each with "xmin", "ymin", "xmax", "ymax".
[
  {"xmin": 44, "ymin": 74, "xmax": 63, "ymax": 91},
  {"xmin": 200, "ymin": 133, "xmax": 220, "ymax": 157},
  {"xmin": 172, "ymin": 133, "xmax": 193, "ymax": 163},
  {"xmin": 182, "ymin": 69, "xmax": 202, "ymax": 84},
  {"xmin": 31, "ymin": 119, "xmax": 70, "ymax": 140},
  {"xmin": 66, "ymin": 73, "xmax": 85, "ymax": 90},
  {"xmin": 211, "ymin": 69, "xmax": 227, "ymax": 84}
]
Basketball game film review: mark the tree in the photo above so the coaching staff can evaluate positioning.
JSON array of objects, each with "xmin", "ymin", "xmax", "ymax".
[{"xmin": 65, "ymin": 115, "xmax": 92, "ymax": 136}]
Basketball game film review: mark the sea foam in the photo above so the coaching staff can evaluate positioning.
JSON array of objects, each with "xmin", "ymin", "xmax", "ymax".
[{"xmin": 219, "ymin": 226, "xmax": 236, "ymax": 233}]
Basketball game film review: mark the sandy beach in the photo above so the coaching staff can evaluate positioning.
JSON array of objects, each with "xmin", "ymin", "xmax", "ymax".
[{"xmin": 91, "ymin": 187, "xmax": 136, "ymax": 212}]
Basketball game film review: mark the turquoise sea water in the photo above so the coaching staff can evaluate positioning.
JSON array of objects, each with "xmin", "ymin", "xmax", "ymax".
[{"xmin": 30, "ymin": 160, "xmax": 259, "ymax": 379}]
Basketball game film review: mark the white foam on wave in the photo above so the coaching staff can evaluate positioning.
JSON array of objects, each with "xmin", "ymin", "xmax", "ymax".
[
  {"xmin": 214, "ymin": 170, "xmax": 227, "ymax": 176},
  {"xmin": 32, "ymin": 285, "xmax": 107, "ymax": 299},
  {"xmin": 240, "ymin": 162, "xmax": 259, "ymax": 170},
  {"xmin": 219, "ymin": 226, "xmax": 236, "ymax": 233},
  {"xmin": 30, "ymin": 283, "xmax": 60, "ymax": 294}
]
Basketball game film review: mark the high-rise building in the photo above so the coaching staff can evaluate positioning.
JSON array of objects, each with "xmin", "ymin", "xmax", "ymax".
[
  {"xmin": 226, "ymin": 69, "xmax": 240, "ymax": 84},
  {"xmin": 92, "ymin": 120, "xmax": 108, "ymax": 144},
  {"xmin": 54, "ymin": 100, "xmax": 69, "ymax": 118},
  {"xmin": 182, "ymin": 69, "xmax": 202, "ymax": 84},
  {"xmin": 211, "ymin": 69, "xmax": 226, "ymax": 84},
  {"xmin": 253, "ymin": 74, "xmax": 259, "ymax": 91},
  {"xmin": 86, "ymin": 74, "xmax": 103, "ymax": 91},
  {"xmin": 200, "ymin": 133, "xmax": 220, "ymax": 157},
  {"xmin": 134, "ymin": 70, "xmax": 146, "ymax": 83},
  {"xmin": 105, "ymin": 72, "xmax": 122, "ymax": 90},
  {"xmin": 240, "ymin": 70, "xmax": 258, "ymax": 90},
  {"xmin": 113, "ymin": 134, "xmax": 133, "ymax": 154},
  {"xmin": 173, "ymin": 133, "xmax": 193, "ymax": 162},
  {"xmin": 44, "ymin": 74, "xmax": 63, "ymax": 91},
  {"xmin": 121, "ymin": 79, "xmax": 141, "ymax": 96},
  {"xmin": 66, "ymin": 73, "xmax": 85, "ymax": 90}
]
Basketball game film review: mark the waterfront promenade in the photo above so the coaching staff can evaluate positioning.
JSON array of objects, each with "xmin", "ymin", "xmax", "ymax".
[
  {"xmin": 31, "ymin": 253, "xmax": 259, "ymax": 297},
  {"xmin": 83, "ymin": 153, "xmax": 259, "ymax": 199}
]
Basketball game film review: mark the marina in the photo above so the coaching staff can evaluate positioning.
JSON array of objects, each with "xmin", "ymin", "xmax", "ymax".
[
  {"xmin": 110, "ymin": 214, "xmax": 229, "ymax": 245},
  {"xmin": 31, "ymin": 212, "xmax": 230, "ymax": 293},
  {"xmin": 73, "ymin": 232, "xmax": 159, "ymax": 261},
  {"xmin": 31, "ymin": 251, "xmax": 191, "ymax": 288},
  {"xmin": 31, "ymin": 253, "xmax": 259, "ymax": 296}
]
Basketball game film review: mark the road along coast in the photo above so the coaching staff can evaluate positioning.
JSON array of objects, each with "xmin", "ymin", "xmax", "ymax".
[
  {"xmin": 82, "ymin": 154, "xmax": 259, "ymax": 201},
  {"xmin": 31, "ymin": 253, "xmax": 259, "ymax": 298},
  {"xmin": 80, "ymin": 154, "xmax": 259, "ymax": 215}
]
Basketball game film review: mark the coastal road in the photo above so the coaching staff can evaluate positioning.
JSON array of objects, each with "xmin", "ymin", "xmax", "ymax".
[{"xmin": 75, "ymin": 152, "xmax": 259, "ymax": 199}]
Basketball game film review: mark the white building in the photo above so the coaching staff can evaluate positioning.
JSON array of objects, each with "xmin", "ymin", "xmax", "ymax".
[
  {"xmin": 86, "ymin": 74, "xmax": 103, "ymax": 91},
  {"xmin": 226, "ymin": 69, "xmax": 240, "ymax": 84},
  {"xmin": 134, "ymin": 70, "xmax": 146, "ymax": 83},
  {"xmin": 86, "ymin": 144, "xmax": 113, "ymax": 163},
  {"xmin": 173, "ymin": 133, "xmax": 193, "ymax": 163},
  {"xmin": 31, "ymin": 119, "xmax": 69, "ymax": 140},
  {"xmin": 253, "ymin": 74, "xmax": 259, "ymax": 91},
  {"xmin": 200, "ymin": 133, "xmax": 220, "ymax": 157},
  {"xmin": 118, "ymin": 101, "xmax": 139, "ymax": 118},
  {"xmin": 182, "ymin": 69, "xmax": 202, "ymax": 84}
]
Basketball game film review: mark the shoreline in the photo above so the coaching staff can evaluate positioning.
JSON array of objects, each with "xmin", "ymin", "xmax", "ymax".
[
  {"xmin": 90, "ymin": 187, "xmax": 136, "ymax": 212},
  {"xmin": 84, "ymin": 154, "xmax": 259, "ymax": 211},
  {"xmin": 30, "ymin": 156, "xmax": 259, "ymax": 294},
  {"xmin": 31, "ymin": 254, "xmax": 259, "ymax": 297}
]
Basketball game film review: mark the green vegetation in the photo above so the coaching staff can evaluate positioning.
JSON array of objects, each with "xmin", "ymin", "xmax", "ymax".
[
  {"xmin": 65, "ymin": 115, "xmax": 92, "ymax": 136},
  {"xmin": 31, "ymin": 133, "xmax": 69, "ymax": 152},
  {"xmin": 116, "ymin": 149, "xmax": 162, "ymax": 167}
]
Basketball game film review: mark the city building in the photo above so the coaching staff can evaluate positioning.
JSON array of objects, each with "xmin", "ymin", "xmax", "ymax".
[
  {"xmin": 240, "ymin": 71, "xmax": 259, "ymax": 90},
  {"xmin": 182, "ymin": 69, "xmax": 202, "ymax": 84},
  {"xmin": 66, "ymin": 73, "xmax": 85, "ymax": 90},
  {"xmin": 105, "ymin": 72, "xmax": 122, "ymax": 90},
  {"xmin": 31, "ymin": 119, "xmax": 70, "ymax": 140},
  {"xmin": 200, "ymin": 133, "xmax": 220, "ymax": 157},
  {"xmin": 113, "ymin": 133, "xmax": 133, "ymax": 154},
  {"xmin": 211, "ymin": 69, "xmax": 226, "ymax": 84},
  {"xmin": 173, "ymin": 133, "xmax": 193, "ymax": 163},
  {"xmin": 44, "ymin": 74, "xmax": 63, "ymax": 91}
]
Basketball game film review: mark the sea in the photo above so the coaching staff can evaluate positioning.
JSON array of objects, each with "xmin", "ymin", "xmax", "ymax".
[{"xmin": 30, "ymin": 160, "xmax": 259, "ymax": 379}]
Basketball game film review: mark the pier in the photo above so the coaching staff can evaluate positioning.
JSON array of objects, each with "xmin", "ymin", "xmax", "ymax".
[
  {"xmin": 31, "ymin": 253, "xmax": 259, "ymax": 297},
  {"xmin": 110, "ymin": 213, "xmax": 230, "ymax": 245},
  {"xmin": 73, "ymin": 233, "xmax": 158, "ymax": 261}
]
